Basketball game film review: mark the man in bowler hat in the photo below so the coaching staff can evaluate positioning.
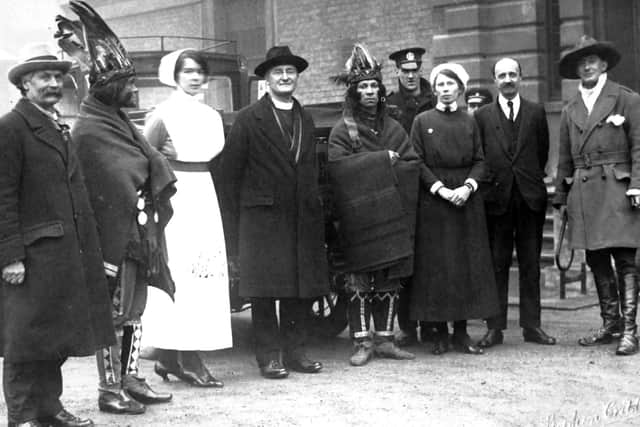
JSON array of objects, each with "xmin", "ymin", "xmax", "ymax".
[
  {"xmin": 0, "ymin": 44, "xmax": 115, "ymax": 427},
  {"xmin": 554, "ymin": 36, "xmax": 640, "ymax": 355},
  {"xmin": 218, "ymin": 46, "xmax": 329, "ymax": 378}
]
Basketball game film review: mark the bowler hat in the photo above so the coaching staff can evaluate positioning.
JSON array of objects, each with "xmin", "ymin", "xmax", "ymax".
[
  {"xmin": 389, "ymin": 47, "xmax": 425, "ymax": 69},
  {"xmin": 8, "ymin": 43, "xmax": 72, "ymax": 86},
  {"xmin": 558, "ymin": 35, "xmax": 621, "ymax": 79},
  {"xmin": 254, "ymin": 45, "xmax": 308, "ymax": 78}
]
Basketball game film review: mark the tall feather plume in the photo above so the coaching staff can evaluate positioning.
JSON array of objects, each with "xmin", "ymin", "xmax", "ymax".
[
  {"xmin": 55, "ymin": 1, "xmax": 134, "ymax": 86},
  {"xmin": 55, "ymin": 15, "xmax": 91, "ymax": 71},
  {"xmin": 330, "ymin": 43, "xmax": 382, "ymax": 86}
]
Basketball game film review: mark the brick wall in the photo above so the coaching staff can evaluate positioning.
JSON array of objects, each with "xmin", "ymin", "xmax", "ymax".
[
  {"xmin": 275, "ymin": 0, "xmax": 435, "ymax": 105},
  {"xmin": 83, "ymin": 0, "xmax": 204, "ymax": 51}
]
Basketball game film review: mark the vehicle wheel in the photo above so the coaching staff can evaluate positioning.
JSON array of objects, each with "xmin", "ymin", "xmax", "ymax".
[{"xmin": 309, "ymin": 290, "xmax": 348, "ymax": 338}]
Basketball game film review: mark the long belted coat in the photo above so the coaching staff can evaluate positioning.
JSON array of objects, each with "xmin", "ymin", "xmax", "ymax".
[
  {"xmin": 0, "ymin": 99, "xmax": 115, "ymax": 362},
  {"xmin": 554, "ymin": 79, "xmax": 640, "ymax": 250},
  {"xmin": 218, "ymin": 94, "xmax": 328, "ymax": 298}
]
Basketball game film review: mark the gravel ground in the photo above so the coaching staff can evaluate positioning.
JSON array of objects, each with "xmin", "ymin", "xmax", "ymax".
[{"xmin": 3, "ymin": 300, "xmax": 640, "ymax": 426}]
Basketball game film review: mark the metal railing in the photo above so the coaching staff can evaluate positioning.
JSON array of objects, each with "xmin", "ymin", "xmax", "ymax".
[{"xmin": 120, "ymin": 36, "xmax": 237, "ymax": 54}]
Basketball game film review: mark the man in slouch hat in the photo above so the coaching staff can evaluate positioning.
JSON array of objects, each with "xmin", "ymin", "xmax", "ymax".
[
  {"xmin": 554, "ymin": 36, "xmax": 640, "ymax": 356},
  {"xmin": 385, "ymin": 46, "xmax": 436, "ymax": 347},
  {"xmin": 218, "ymin": 46, "xmax": 328, "ymax": 379},
  {"xmin": 57, "ymin": 1, "xmax": 175, "ymax": 414},
  {"xmin": 0, "ymin": 43, "xmax": 115, "ymax": 427}
]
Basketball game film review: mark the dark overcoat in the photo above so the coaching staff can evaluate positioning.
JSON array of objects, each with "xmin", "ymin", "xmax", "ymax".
[
  {"xmin": 554, "ymin": 79, "xmax": 640, "ymax": 249},
  {"xmin": 409, "ymin": 108, "xmax": 499, "ymax": 322},
  {"xmin": 0, "ymin": 99, "xmax": 115, "ymax": 362},
  {"xmin": 218, "ymin": 94, "xmax": 328, "ymax": 298},
  {"xmin": 475, "ymin": 98, "xmax": 549, "ymax": 215}
]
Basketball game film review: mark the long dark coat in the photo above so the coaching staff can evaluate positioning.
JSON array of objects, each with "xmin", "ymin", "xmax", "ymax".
[
  {"xmin": 218, "ymin": 94, "xmax": 328, "ymax": 298},
  {"xmin": 475, "ymin": 98, "xmax": 549, "ymax": 215},
  {"xmin": 409, "ymin": 108, "xmax": 499, "ymax": 322},
  {"xmin": 554, "ymin": 79, "xmax": 640, "ymax": 249},
  {"xmin": 0, "ymin": 99, "xmax": 115, "ymax": 362}
]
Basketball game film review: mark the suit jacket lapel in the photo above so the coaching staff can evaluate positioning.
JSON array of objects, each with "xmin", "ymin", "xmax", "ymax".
[
  {"xmin": 490, "ymin": 102, "xmax": 512, "ymax": 160},
  {"xmin": 580, "ymin": 80, "xmax": 618, "ymax": 151},
  {"xmin": 512, "ymin": 99, "xmax": 531, "ymax": 161},
  {"xmin": 14, "ymin": 99, "xmax": 68, "ymax": 164}
]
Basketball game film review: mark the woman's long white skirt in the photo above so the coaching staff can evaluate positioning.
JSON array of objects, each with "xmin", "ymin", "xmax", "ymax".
[{"xmin": 142, "ymin": 169, "xmax": 232, "ymax": 350}]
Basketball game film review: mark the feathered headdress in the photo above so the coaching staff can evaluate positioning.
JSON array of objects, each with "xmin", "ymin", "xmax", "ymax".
[
  {"xmin": 55, "ymin": 1, "xmax": 135, "ymax": 87},
  {"xmin": 331, "ymin": 43, "xmax": 382, "ymax": 86}
]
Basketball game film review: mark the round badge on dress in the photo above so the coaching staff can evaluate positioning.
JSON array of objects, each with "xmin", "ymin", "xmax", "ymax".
[
  {"xmin": 427, "ymin": 128, "xmax": 434, "ymax": 134},
  {"xmin": 137, "ymin": 211, "xmax": 148, "ymax": 225}
]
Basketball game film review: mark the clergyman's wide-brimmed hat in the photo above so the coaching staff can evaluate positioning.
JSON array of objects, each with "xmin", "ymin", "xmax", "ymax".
[
  {"xmin": 558, "ymin": 35, "xmax": 621, "ymax": 79},
  {"xmin": 254, "ymin": 45, "xmax": 308, "ymax": 78},
  {"xmin": 8, "ymin": 43, "xmax": 72, "ymax": 86}
]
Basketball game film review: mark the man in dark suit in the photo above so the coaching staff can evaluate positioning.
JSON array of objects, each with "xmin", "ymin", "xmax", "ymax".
[
  {"xmin": 0, "ymin": 45, "xmax": 115, "ymax": 427},
  {"xmin": 474, "ymin": 57, "xmax": 556, "ymax": 348},
  {"xmin": 218, "ymin": 46, "xmax": 329, "ymax": 379}
]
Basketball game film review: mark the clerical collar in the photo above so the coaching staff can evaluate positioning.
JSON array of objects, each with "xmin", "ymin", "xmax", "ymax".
[
  {"xmin": 436, "ymin": 101, "xmax": 458, "ymax": 112},
  {"xmin": 270, "ymin": 94, "xmax": 294, "ymax": 110}
]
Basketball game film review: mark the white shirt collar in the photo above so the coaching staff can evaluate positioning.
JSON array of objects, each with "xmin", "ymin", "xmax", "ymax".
[
  {"xmin": 498, "ymin": 93, "xmax": 520, "ymax": 120},
  {"xmin": 28, "ymin": 100, "xmax": 60, "ymax": 122},
  {"xmin": 435, "ymin": 101, "xmax": 458, "ymax": 112},
  {"xmin": 579, "ymin": 73, "xmax": 607, "ymax": 115}
]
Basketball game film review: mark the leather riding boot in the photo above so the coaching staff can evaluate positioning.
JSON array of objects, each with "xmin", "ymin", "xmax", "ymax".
[
  {"xmin": 616, "ymin": 274, "xmax": 639, "ymax": 356},
  {"xmin": 349, "ymin": 337, "xmax": 374, "ymax": 366},
  {"xmin": 578, "ymin": 277, "xmax": 621, "ymax": 346}
]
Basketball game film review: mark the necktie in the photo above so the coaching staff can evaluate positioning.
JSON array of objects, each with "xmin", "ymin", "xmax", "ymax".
[
  {"xmin": 444, "ymin": 105, "xmax": 451, "ymax": 113},
  {"xmin": 507, "ymin": 100, "xmax": 514, "ymax": 122}
]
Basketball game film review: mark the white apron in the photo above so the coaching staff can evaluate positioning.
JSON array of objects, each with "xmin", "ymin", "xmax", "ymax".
[{"xmin": 142, "ymin": 89, "xmax": 232, "ymax": 351}]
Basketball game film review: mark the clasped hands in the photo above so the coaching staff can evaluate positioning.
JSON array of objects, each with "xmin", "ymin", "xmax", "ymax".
[{"xmin": 437, "ymin": 185, "xmax": 472, "ymax": 207}]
